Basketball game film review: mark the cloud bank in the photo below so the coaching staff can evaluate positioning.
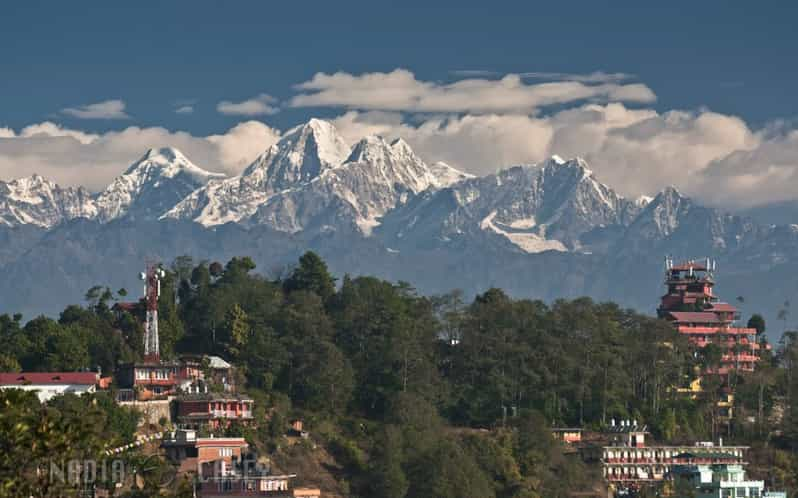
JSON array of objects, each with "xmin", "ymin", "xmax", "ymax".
[
  {"xmin": 1, "ymin": 69, "xmax": 797, "ymax": 209},
  {"xmin": 0, "ymin": 121, "xmax": 280, "ymax": 191},
  {"xmin": 290, "ymin": 69, "xmax": 656, "ymax": 114}
]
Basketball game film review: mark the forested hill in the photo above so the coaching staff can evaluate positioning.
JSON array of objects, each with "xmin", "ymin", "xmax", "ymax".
[{"xmin": 2, "ymin": 252, "xmax": 798, "ymax": 497}]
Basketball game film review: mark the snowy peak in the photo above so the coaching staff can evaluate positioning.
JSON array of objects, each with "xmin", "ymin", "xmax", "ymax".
[
  {"xmin": 246, "ymin": 134, "xmax": 458, "ymax": 236},
  {"xmin": 95, "ymin": 147, "xmax": 224, "ymax": 222},
  {"xmin": 123, "ymin": 147, "xmax": 222, "ymax": 183},
  {"xmin": 164, "ymin": 119, "xmax": 350, "ymax": 227},
  {"xmin": 0, "ymin": 175, "xmax": 96, "ymax": 228},
  {"xmin": 381, "ymin": 155, "xmax": 640, "ymax": 255},
  {"xmin": 243, "ymin": 118, "xmax": 350, "ymax": 191},
  {"xmin": 624, "ymin": 185, "xmax": 694, "ymax": 240},
  {"xmin": 429, "ymin": 161, "xmax": 474, "ymax": 188},
  {"xmin": 346, "ymin": 135, "xmax": 394, "ymax": 164},
  {"xmin": 343, "ymin": 135, "xmax": 441, "ymax": 194},
  {"xmin": 539, "ymin": 155, "xmax": 593, "ymax": 180}
]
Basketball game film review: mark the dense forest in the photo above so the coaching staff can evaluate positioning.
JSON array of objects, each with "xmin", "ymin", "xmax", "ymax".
[{"xmin": 2, "ymin": 252, "xmax": 798, "ymax": 497}]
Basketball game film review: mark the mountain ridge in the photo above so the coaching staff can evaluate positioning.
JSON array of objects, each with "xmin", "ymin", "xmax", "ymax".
[{"xmin": 1, "ymin": 118, "xmax": 797, "ymax": 336}]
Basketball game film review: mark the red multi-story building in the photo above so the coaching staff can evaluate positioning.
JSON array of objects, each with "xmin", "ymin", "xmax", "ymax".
[
  {"xmin": 657, "ymin": 258, "xmax": 765, "ymax": 373},
  {"xmin": 117, "ymin": 360, "xmax": 185, "ymax": 398},
  {"xmin": 176, "ymin": 393, "xmax": 254, "ymax": 429}
]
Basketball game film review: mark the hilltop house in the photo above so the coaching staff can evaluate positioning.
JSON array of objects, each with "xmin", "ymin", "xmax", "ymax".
[
  {"xmin": 176, "ymin": 392, "xmax": 254, "ymax": 429},
  {"xmin": 0, "ymin": 371, "xmax": 100, "ymax": 402}
]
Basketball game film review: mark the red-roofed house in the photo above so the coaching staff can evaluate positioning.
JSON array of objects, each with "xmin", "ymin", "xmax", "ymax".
[{"xmin": 0, "ymin": 372, "xmax": 100, "ymax": 402}]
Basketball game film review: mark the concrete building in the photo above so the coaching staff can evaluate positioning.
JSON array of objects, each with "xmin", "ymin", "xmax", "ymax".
[
  {"xmin": 176, "ymin": 392, "xmax": 254, "ymax": 429},
  {"xmin": 673, "ymin": 461, "xmax": 786, "ymax": 498},
  {"xmin": 0, "ymin": 372, "xmax": 99, "ymax": 402},
  {"xmin": 197, "ymin": 454, "xmax": 298, "ymax": 497},
  {"xmin": 552, "ymin": 427, "xmax": 583, "ymax": 444},
  {"xmin": 116, "ymin": 360, "xmax": 184, "ymax": 398},
  {"xmin": 162, "ymin": 429, "xmax": 249, "ymax": 475},
  {"xmin": 598, "ymin": 421, "xmax": 748, "ymax": 488}
]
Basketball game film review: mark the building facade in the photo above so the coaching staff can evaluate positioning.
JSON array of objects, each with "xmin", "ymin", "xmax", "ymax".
[
  {"xmin": 657, "ymin": 259, "xmax": 766, "ymax": 373},
  {"xmin": 0, "ymin": 372, "xmax": 99, "ymax": 402},
  {"xmin": 117, "ymin": 360, "xmax": 184, "ymax": 398},
  {"xmin": 599, "ymin": 422, "xmax": 748, "ymax": 486},
  {"xmin": 673, "ymin": 462, "xmax": 786, "ymax": 498},
  {"xmin": 162, "ymin": 429, "xmax": 249, "ymax": 475},
  {"xmin": 176, "ymin": 393, "xmax": 254, "ymax": 428}
]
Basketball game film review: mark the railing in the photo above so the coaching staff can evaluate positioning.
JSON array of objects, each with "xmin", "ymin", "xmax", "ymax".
[
  {"xmin": 678, "ymin": 326, "xmax": 755, "ymax": 335},
  {"xmin": 722, "ymin": 354, "xmax": 759, "ymax": 363},
  {"xmin": 209, "ymin": 410, "xmax": 255, "ymax": 419}
]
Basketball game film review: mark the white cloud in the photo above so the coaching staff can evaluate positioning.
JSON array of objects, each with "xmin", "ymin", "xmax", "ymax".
[
  {"xmin": 61, "ymin": 99, "xmax": 130, "ymax": 119},
  {"xmin": 175, "ymin": 105, "xmax": 194, "ymax": 114},
  {"xmin": 207, "ymin": 121, "xmax": 282, "ymax": 174},
  {"xmin": 699, "ymin": 130, "xmax": 798, "ymax": 207},
  {"xmin": 329, "ymin": 105, "xmax": 798, "ymax": 207},
  {"xmin": 519, "ymin": 71, "xmax": 634, "ymax": 83},
  {"xmin": 0, "ymin": 121, "xmax": 280, "ymax": 190},
  {"xmin": 217, "ymin": 94, "xmax": 279, "ymax": 116},
  {"xmin": 2, "ymin": 69, "xmax": 798, "ymax": 209},
  {"xmin": 290, "ymin": 69, "xmax": 656, "ymax": 113}
]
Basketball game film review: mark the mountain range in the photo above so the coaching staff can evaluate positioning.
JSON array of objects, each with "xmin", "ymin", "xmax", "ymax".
[{"xmin": 1, "ymin": 118, "xmax": 796, "ymax": 338}]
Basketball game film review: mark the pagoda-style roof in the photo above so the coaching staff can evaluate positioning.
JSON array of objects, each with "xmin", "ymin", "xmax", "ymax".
[
  {"xmin": 666, "ymin": 311, "xmax": 723, "ymax": 324},
  {"xmin": 708, "ymin": 302, "xmax": 737, "ymax": 313}
]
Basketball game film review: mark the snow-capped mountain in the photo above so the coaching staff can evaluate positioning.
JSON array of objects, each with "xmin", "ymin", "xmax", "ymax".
[
  {"xmin": 614, "ymin": 185, "xmax": 762, "ymax": 256},
  {"xmin": 0, "ymin": 174, "xmax": 96, "ymax": 228},
  {"xmin": 429, "ymin": 160, "xmax": 474, "ymax": 187},
  {"xmin": 94, "ymin": 147, "xmax": 224, "ymax": 222},
  {"xmin": 380, "ymin": 156, "xmax": 642, "ymax": 254},
  {"xmin": 4, "ymin": 122, "xmax": 798, "ymax": 335},
  {"xmin": 165, "ymin": 120, "xmax": 468, "ymax": 233},
  {"xmin": 164, "ymin": 119, "xmax": 351, "ymax": 226},
  {"xmin": 248, "ymin": 135, "xmax": 460, "ymax": 234}
]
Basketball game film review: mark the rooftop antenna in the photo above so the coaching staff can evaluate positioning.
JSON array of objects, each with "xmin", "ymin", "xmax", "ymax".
[{"xmin": 141, "ymin": 261, "xmax": 165, "ymax": 362}]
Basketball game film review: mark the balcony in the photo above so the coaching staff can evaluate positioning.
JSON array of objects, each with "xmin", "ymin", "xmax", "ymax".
[
  {"xmin": 210, "ymin": 410, "xmax": 255, "ymax": 419},
  {"xmin": 678, "ymin": 326, "xmax": 755, "ymax": 336}
]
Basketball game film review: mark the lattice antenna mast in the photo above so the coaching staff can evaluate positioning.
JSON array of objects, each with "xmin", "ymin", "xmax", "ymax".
[{"xmin": 140, "ymin": 262, "xmax": 165, "ymax": 361}]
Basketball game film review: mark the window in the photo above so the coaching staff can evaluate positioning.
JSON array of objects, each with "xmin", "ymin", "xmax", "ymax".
[{"xmin": 219, "ymin": 448, "xmax": 233, "ymax": 457}]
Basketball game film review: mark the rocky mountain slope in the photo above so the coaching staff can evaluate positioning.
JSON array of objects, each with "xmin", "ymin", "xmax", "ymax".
[
  {"xmin": 0, "ymin": 147, "xmax": 224, "ymax": 227},
  {"xmin": 0, "ymin": 175, "xmax": 96, "ymax": 228},
  {"xmin": 94, "ymin": 147, "xmax": 224, "ymax": 222}
]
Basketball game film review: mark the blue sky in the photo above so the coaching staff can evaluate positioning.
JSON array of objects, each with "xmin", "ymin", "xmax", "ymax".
[{"xmin": 1, "ymin": 1, "xmax": 798, "ymax": 207}]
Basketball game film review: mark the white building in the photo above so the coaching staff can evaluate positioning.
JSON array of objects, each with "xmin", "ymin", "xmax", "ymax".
[
  {"xmin": 673, "ymin": 462, "xmax": 786, "ymax": 498},
  {"xmin": 0, "ymin": 372, "xmax": 99, "ymax": 402}
]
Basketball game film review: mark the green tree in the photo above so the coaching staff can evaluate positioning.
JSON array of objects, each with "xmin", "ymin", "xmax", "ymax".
[
  {"xmin": 0, "ymin": 390, "xmax": 108, "ymax": 498},
  {"xmin": 284, "ymin": 251, "xmax": 336, "ymax": 302},
  {"xmin": 0, "ymin": 354, "xmax": 21, "ymax": 372},
  {"xmin": 223, "ymin": 304, "xmax": 251, "ymax": 358},
  {"xmin": 748, "ymin": 313, "xmax": 766, "ymax": 336},
  {"xmin": 368, "ymin": 425, "xmax": 408, "ymax": 498},
  {"xmin": 407, "ymin": 439, "xmax": 495, "ymax": 498}
]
